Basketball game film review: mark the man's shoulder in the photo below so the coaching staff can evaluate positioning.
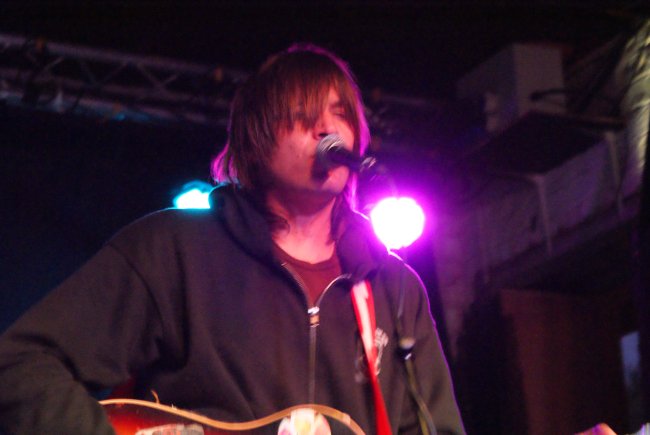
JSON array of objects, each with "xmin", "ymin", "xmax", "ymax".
[
  {"xmin": 128, "ymin": 207, "xmax": 217, "ymax": 232},
  {"xmin": 125, "ymin": 183, "xmax": 235, "ymax": 232},
  {"xmin": 107, "ymin": 207, "xmax": 223, "ymax": 251}
]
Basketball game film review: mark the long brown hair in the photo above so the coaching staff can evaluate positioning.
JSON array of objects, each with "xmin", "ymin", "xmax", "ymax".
[{"xmin": 212, "ymin": 43, "xmax": 370, "ymax": 216}]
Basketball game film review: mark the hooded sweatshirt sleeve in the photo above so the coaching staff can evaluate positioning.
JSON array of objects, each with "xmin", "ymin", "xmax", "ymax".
[{"xmin": 0, "ymin": 227, "xmax": 166, "ymax": 434}]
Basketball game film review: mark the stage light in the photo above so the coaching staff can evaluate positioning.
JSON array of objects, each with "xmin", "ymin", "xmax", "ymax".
[
  {"xmin": 369, "ymin": 197, "xmax": 425, "ymax": 250},
  {"xmin": 173, "ymin": 181, "xmax": 213, "ymax": 209}
]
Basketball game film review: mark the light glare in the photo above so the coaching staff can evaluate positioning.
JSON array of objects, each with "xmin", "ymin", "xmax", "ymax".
[
  {"xmin": 173, "ymin": 182, "xmax": 212, "ymax": 209},
  {"xmin": 370, "ymin": 197, "xmax": 425, "ymax": 250}
]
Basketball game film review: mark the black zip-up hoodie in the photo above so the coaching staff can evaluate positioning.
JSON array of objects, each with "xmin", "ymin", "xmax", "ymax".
[{"xmin": 0, "ymin": 184, "xmax": 464, "ymax": 434}]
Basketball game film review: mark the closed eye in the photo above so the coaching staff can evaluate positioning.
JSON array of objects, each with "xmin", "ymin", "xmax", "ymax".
[{"xmin": 331, "ymin": 103, "xmax": 346, "ymax": 118}]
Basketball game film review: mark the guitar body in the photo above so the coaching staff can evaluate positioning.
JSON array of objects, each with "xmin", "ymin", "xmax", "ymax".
[{"xmin": 101, "ymin": 398, "xmax": 365, "ymax": 435}]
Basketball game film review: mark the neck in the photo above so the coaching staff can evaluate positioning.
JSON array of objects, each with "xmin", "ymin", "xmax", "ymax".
[{"xmin": 267, "ymin": 190, "xmax": 338, "ymax": 263}]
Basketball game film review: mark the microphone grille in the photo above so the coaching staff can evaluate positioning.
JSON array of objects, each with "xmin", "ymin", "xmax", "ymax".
[{"xmin": 317, "ymin": 134, "xmax": 346, "ymax": 153}]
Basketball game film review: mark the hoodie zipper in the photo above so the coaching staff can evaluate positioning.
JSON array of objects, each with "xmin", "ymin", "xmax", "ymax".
[{"xmin": 280, "ymin": 262, "xmax": 351, "ymax": 403}]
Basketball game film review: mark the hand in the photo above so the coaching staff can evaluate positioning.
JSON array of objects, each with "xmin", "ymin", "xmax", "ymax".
[{"xmin": 575, "ymin": 423, "xmax": 617, "ymax": 435}]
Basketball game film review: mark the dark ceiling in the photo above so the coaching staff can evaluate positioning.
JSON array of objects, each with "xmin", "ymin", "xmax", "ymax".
[{"xmin": 1, "ymin": 1, "xmax": 648, "ymax": 99}]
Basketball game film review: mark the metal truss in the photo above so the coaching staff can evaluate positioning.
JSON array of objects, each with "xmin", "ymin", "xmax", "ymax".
[
  {"xmin": 0, "ymin": 33, "xmax": 249, "ymax": 128},
  {"xmin": 0, "ymin": 32, "xmax": 447, "ymax": 147}
]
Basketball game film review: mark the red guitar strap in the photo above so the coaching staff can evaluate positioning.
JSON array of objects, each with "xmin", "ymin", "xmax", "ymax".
[{"xmin": 351, "ymin": 280, "xmax": 392, "ymax": 435}]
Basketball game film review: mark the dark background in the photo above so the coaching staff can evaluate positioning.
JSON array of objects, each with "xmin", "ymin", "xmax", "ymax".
[
  {"xmin": 0, "ymin": 1, "xmax": 643, "ymax": 98},
  {"xmin": 2, "ymin": 2, "xmax": 650, "ymax": 433}
]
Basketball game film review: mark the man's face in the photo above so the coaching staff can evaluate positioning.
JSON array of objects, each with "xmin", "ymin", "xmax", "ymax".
[{"xmin": 267, "ymin": 88, "xmax": 355, "ymax": 203}]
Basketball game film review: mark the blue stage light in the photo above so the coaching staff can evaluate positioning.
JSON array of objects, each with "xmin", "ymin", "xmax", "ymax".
[{"xmin": 172, "ymin": 181, "xmax": 213, "ymax": 209}]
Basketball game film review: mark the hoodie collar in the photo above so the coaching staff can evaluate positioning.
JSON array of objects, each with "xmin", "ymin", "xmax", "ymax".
[{"xmin": 209, "ymin": 184, "xmax": 388, "ymax": 282}]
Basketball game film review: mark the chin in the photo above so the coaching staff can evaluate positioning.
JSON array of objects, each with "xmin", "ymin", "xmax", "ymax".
[
  {"xmin": 324, "ymin": 168, "xmax": 349, "ymax": 189},
  {"xmin": 319, "ymin": 179, "xmax": 348, "ymax": 196},
  {"xmin": 303, "ymin": 180, "xmax": 344, "ymax": 199}
]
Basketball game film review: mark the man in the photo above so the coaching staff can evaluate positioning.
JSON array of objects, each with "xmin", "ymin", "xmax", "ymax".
[{"xmin": 0, "ymin": 44, "xmax": 464, "ymax": 434}]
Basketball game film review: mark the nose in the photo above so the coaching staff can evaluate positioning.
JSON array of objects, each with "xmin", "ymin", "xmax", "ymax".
[{"xmin": 315, "ymin": 111, "xmax": 337, "ymax": 139}]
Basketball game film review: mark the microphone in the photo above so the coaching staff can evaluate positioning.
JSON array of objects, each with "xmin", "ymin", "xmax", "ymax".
[{"xmin": 316, "ymin": 134, "xmax": 376, "ymax": 173}]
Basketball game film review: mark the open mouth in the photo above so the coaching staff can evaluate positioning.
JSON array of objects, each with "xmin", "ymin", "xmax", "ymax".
[
  {"xmin": 310, "ymin": 153, "xmax": 331, "ymax": 180},
  {"xmin": 311, "ymin": 164, "xmax": 330, "ymax": 180}
]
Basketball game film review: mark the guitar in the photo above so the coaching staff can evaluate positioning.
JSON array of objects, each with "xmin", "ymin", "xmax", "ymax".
[{"xmin": 101, "ymin": 398, "xmax": 365, "ymax": 435}]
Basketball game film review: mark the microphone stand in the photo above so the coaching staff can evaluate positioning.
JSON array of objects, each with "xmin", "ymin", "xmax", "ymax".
[
  {"xmin": 339, "ymin": 140, "xmax": 438, "ymax": 433},
  {"xmin": 311, "ymin": 134, "xmax": 448, "ymax": 433},
  {"xmin": 394, "ymin": 251, "xmax": 438, "ymax": 435},
  {"xmin": 362, "ymin": 160, "xmax": 438, "ymax": 435}
]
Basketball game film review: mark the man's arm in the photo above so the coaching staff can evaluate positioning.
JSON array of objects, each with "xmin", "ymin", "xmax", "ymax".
[{"xmin": 0, "ymin": 244, "xmax": 163, "ymax": 434}]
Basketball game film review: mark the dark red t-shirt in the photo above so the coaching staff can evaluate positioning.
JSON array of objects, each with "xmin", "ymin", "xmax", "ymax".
[{"xmin": 273, "ymin": 244, "xmax": 342, "ymax": 306}]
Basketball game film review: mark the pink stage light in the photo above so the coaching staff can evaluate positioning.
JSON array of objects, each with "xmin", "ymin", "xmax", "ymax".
[{"xmin": 369, "ymin": 197, "xmax": 425, "ymax": 250}]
